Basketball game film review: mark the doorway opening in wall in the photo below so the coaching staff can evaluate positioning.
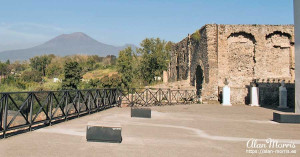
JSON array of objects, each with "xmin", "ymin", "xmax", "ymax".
[
  {"xmin": 176, "ymin": 66, "xmax": 179, "ymax": 81},
  {"xmin": 196, "ymin": 65, "xmax": 204, "ymax": 96}
]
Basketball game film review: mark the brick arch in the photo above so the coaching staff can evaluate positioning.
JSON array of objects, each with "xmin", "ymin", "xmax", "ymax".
[
  {"xmin": 227, "ymin": 31, "xmax": 256, "ymax": 44},
  {"xmin": 266, "ymin": 31, "xmax": 292, "ymax": 40}
]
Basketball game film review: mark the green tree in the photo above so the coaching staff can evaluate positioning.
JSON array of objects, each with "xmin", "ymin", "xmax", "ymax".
[
  {"xmin": 46, "ymin": 64, "xmax": 63, "ymax": 78},
  {"xmin": 62, "ymin": 61, "xmax": 82, "ymax": 90},
  {"xmin": 98, "ymin": 74, "xmax": 122, "ymax": 88},
  {"xmin": 110, "ymin": 74, "xmax": 122, "ymax": 88},
  {"xmin": 137, "ymin": 38, "xmax": 171, "ymax": 84},
  {"xmin": 5, "ymin": 59, "xmax": 10, "ymax": 65},
  {"xmin": 117, "ymin": 47, "xmax": 135, "ymax": 88},
  {"xmin": 10, "ymin": 61, "xmax": 28, "ymax": 73},
  {"xmin": 100, "ymin": 75, "xmax": 111, "ymax": 88},
  {"xmin": 0, "ymin": 62, "xmax": 9, "ymax": 81},
  {"xmin": 86, "ymin": 56, "xmax": 96, "ymax": 71},
  {"xmin": 20, "ymin": 70, "xmax": 43, "ymax": 82},
  {"xmin": 87, "ymin": 78, "xmax": 101, "ymax": 88},
  {"xmin": 30, "ymin": 55, "xmax": 53, "ymax": 76}
]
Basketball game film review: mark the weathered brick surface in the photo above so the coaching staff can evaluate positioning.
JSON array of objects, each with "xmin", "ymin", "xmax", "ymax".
[{"xmin": 169, "ymin": 24, "xmax": 295, "ymax": 105}]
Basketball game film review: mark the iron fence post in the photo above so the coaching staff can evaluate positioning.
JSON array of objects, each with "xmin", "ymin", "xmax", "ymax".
[
  {"xmin": 96, "ymin": 97, "xmax": 99, "ymax": 112},
  {"xmin": 29, "ymin": 93, "xmax": 33, "ymax": 132},
  {"xmin": 158, "ymin": 89, "xmax": 161, "ymax": 105},
  {"xmin": 146, "ymin": 89, "xmax": 148, "ymax": 106},
  {"xmin": 88, "ymin": 91, "xmax": 91, "ymax": 114},
  {"xmin": 3, "ymin": 94, "xmax": 8, "ymax": 138},
  {"xmin": 77, "ymin": 91, "xmax": 80, "ymax": 117},
  {"xmin": 131, "ymin": 88, "xmax": 134, "ymax": 106},
  {"xmin": 65, "ymin": 92, "xmax": 68, "ymax": 121},
  {"xmin": 0, "ymin": 94, "xmax": 3, "ymax": 133},
  {"xmin": 168, "ymin": 89, "xmax": 171, "ymax": 105},
  {"xmin": 185, "ymin": 90, "xmax": 188, "ymax": 104},
  {"xmin": 117, "ymin": 89, "xmax": 121, "ymax": 107},
  {"xmin": 96, "ymin": 90, "xmax": 100, "ymax": 111},
  {"xmin": 49, "ymin": 92, "xmax": 53, "ymax": 126},
  {"xmin": 109, "ymin": 90, "xmax": 112, "ymax": 108}
]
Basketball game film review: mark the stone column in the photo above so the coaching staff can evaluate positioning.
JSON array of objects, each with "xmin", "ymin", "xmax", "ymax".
[
  {"xmin": 294, "ymin": 0, "xmax": 300, "ymax": 113},
  {"xmin": 278, "ymin": 81, "xmax": 288, "ymax": 108},
  {"xmin": 222, "ymin": 79, "xmax": 231, "ymax": 106},
  {"xmin": 187, "ymin": 34, "xmax": 191, "ymax": 83},
  {"xmin": 250, "ymin": 83, "xmax": 259, "ymax": 107}
]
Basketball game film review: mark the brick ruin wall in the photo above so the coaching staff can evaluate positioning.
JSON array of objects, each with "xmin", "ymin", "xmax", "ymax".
[
  {"xmin": 169, "ymin": 24, "xmax": 295, "ymax": 106},
  {"xmin": 169, "ymin": 38, "xmax": 189, "ymax": 81}
]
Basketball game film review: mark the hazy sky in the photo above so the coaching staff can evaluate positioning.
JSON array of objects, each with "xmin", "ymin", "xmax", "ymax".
[{"xmin": 0, "ymin": 0, "xmax": 294, "ymax": 51}]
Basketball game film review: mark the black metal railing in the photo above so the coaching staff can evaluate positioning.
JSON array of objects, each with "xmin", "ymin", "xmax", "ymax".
[
  {"xmin": 0, "ymin": 89, "xmax": 119, "ymax": 138},
  {"xmin": 0, "ymin": 88, "xmax": 197, "ymax": 138},
  {"xmin": 118, "ymin": 88, "xmax": 197, "ymax": 107}
]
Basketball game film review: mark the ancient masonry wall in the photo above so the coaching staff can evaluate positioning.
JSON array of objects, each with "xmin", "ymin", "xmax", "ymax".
[
  {"xmin": 217, "ymin": 24, "xmax": 294, "ymax": 104},
  {"xmin": 199, "ymin": 24, "xmax": 219, "ymax": 101},
  {"xmin": 169, "ymin": 24, "xmax": 295, "ymax": 105},
  {"xmin": 169, "ymin": 38, "xmax": 189, "ymax": 81}
]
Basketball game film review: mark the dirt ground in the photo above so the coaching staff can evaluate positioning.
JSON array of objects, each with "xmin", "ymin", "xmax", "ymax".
[{"xmin": 0, "ymin": 103, "xmax": 300, "ymax": 157}]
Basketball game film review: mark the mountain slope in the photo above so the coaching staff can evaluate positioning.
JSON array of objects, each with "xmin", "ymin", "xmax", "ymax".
[{"xmin": 0, "ymin": 32, "xmax": 137, "ymax": 61}]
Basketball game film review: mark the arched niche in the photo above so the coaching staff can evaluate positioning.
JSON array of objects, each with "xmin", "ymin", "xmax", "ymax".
[
  {"xmin": 226, "ymin": 32, "xmax": 256, "ymax": 86},
  {"xmin": 266, "ymin": 31, "xmax": 292, "ymax": 49},
  {"xmin": 264, "ymin": 31, "xmax": 292, "ymax": 78}
]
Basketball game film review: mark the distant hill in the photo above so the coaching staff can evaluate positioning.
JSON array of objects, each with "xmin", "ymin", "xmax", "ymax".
[{"xmin": 0, "ymin": 32, "xmax": 137, "ymax": 61}]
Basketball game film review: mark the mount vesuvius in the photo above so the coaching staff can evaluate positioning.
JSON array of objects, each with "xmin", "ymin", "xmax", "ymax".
[{"xmin": 0, "ymin": 32, "xmax": 136, "ymax": 61}]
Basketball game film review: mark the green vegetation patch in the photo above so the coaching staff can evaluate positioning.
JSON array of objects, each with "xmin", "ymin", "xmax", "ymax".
[{"xmin": 191, "ymin": 29, "xmax": 201, "ymax": 42}]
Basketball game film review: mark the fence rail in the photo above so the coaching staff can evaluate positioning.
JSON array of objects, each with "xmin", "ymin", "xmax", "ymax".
[
  {"xmin": 0, "ymin": 89, "xmax": 119, "ymax": 138},
  {"xmin": 119, "ymin": 88, "xmax": 197, "ymax": 107},
  {"xmin": 0, "ymin": 88, "xmax": 197, "ymax": 138}
]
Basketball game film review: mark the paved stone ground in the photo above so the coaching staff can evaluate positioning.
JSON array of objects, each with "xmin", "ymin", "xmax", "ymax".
[{"xmin": 0, "ymin": 104, "xmax": 300, "ymax": 157}]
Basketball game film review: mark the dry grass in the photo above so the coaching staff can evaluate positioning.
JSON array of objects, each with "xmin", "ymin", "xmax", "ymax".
[{"xmin": 83, "ymin": 68, "xmax": 118, "ymax": 80}]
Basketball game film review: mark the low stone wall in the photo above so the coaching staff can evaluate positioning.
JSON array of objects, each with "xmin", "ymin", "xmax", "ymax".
[
  {"xmin": 218, "ymin": 87, "xmax": 248, "ymax": 105},
  {"xmin": 258, "ymin": 82, "xmax": 295, "ymax": 107},
  {"xmin": 217, "ymin": 81, "xmax": 295, "ymax": 107}
]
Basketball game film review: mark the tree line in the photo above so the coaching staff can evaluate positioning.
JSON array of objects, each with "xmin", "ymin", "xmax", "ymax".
[
  {"xmin": 117, "ymin": 38, "xmax": 172, "ymax": 89},
  {"xmin": 0, "ymin": 37, "xmax": 172, "ymax": 92}
]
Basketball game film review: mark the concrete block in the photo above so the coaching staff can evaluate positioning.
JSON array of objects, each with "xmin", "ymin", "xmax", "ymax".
[
  {"xmin": 131, "ymin": 108, "xmax": 151, "ymax": 118},
  {"xmin": 222, "ymin": 86, "xmax": 231, "ymax": 106},
  {"xmin": 273, "ymin": 112, "xmax": 300, "ymax": 123},
  {"xmin": 250, "ymin": 87, "xmax": 259, "ymax": 106},
  {"xmin": 86, "ymin": 122, "xmax": 122, "ymax": 143}
]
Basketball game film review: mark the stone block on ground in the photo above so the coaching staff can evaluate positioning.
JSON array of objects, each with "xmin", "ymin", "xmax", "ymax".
[
  {"xmin": 86, "ymin": 122, "xmax": 122, "ymax": 143},
  {"xmin": 273, "ymin": 112, "xmax": 300, "ymax": 123},
  {"xmin": 131, "ymin": 108, "xmax": 151, "ymax": 118}
]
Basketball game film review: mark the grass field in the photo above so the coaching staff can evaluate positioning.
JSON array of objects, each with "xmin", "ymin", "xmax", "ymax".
[{"xmin": 83, "ymin": 68, "xmax": 118, "ymax": 80}]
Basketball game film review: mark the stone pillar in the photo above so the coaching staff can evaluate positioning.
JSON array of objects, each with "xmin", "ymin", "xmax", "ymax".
[
  {"xmin": 163, "ymin": 71, "xmax": 168, "ymax": 84},
  {"xmin": 294, "ymin": 0, "xmax": 300, "ymax": 113},
  {"xmin": 278, "ymin": 81, "xmax": 288, "ymax": 108},
  {"xmin": 250, "ymin": 86, "xmax": 259, "ymax": 107},
  {"xmin": 222, "ymin": 79, "xmax": 231, "ymax": 106},
  {"xmin": 222, "ymin": 85, "xmax": 231, "ymax": 106},
  {"xmin": 187, "ymin": 34, "xmax": 191, "ymax": 83}
]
